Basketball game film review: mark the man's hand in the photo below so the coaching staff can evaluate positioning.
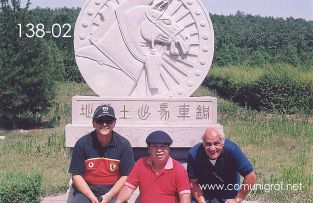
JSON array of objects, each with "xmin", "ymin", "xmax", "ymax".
[
  {"xmin": 100, "ymin": 193, "xmax": 112, "ymax": 203},
  {"xmin": 102, "ymin": 176, "xmax": 127, "ymax": 202},
  {"xmin": 226, "ymin": 171, "xmax": 256, "ymax": 203},
  {"xmin": 225, "ymin": 198, "xmax": 241, "ymax": 203},
  {"xmin": 72, "ymin": 175, "xmax": 99, "ymax": 203},
  {"xmin": 190, "ymin": 179, "xmax": 206, "ymax": 203},
  {"xmin": 100, "ymin": 199, "xmax": 108, "ymax": 203},
  {"xmin": 115, "ymin": 185, "xmax": 135, "ymax": 203},
  {"xmin": 100, "ymin": 198, "xmax": 108, "ymax": 203},
  {"xmin": 88, "ymin": 195, "xmax": 100, "ymax": 203}
]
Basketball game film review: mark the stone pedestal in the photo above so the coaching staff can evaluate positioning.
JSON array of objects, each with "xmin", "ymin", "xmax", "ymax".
[
  {"xmin": 66, "ymin": 0, "xmax": 218, "ymax": 201},
  {"xmin": 65, "ymin": 96, "xmax": 223, "ymax": 148}
]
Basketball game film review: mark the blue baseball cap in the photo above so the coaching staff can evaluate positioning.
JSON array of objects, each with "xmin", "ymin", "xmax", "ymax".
[
  {"xmin": 146, "ymin": 131, "xmax": 173, "ymax": 145},
  {"xmin": 93, "ymin": 105, "xmax": 116, "ymax": 119}
]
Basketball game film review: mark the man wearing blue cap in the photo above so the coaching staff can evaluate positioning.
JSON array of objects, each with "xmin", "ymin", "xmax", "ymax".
[
  {"xmin": 115, "ymin": 130, "xmax": 191, "ymax": 203},
  {"xmin": 68, "ymin": 105, "xmax": 134, "ymax": 203}
]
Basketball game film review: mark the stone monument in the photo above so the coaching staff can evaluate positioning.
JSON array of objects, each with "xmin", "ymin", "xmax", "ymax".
[{"xmin": 66, "ymin": 0, "xmax": 222, "ymax": 158}]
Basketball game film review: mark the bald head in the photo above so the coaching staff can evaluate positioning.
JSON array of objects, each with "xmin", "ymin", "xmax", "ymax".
[
  {"xmin": 202, "ymin": 127, "xmax": 225, "ymax": 143},
  {"xmin": 201, "ymin": 127, "xmax": 225, "ymax": 160}
]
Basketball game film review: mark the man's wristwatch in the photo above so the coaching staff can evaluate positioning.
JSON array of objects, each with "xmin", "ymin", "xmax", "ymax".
[{"xmin": 235, "ymin": 197, "xmax": 241, "ymax": 203}]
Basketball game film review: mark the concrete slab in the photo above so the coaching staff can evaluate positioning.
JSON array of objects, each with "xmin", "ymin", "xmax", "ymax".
[
  {"xmin": 40, "ymin": 190, "xmax": 140, "ymax": 203},
  {"xmin": 40, "ymin": 192, "xmax": 262, "ymax": 203},
  {"xmin": 40, "ymin": 193, "xmax": 68, "ymax": 203}
]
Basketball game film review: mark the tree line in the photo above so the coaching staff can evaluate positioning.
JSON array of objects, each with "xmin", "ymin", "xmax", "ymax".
[
  {"xmin": 1, "ymin": 2, "xmax": 313, "ymax": 128},
  {"xmin": 212, "ymin": 12, "xmax": 313, "ymax": 68},
  {"xmin": 26, "ymin": 7, "xmax": 313, "ymax": 81}
]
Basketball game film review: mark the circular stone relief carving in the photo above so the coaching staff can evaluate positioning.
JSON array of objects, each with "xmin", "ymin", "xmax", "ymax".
[{"xmin": 74, "ymin": 0, "xmax": 214, "ymax": 97}]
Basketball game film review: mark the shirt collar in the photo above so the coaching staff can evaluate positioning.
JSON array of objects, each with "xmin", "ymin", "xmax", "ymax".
[
  {"xmin": 109, "ymin": 131, "xmax": 117, "ymax": 146},
  {"xmin": 147, "ymin": 156, "xmax": 173, "ymax": 169},
  {"xmin": 92, "ymin": 130, "xmax": 117, "ymax": 147}
]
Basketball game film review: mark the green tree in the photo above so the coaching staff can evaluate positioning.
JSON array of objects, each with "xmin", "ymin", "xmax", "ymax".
[
  {"xmin": 214, "ymin": 43, "xmax": 240, "ymax": 66},
  {"xmin": 210, "ymin": 13, "xmax": 313, "ymax": 68},
  {"xmin": 247, "ymin": 47, "xmax": 272, "ymax": 67},
  {"xmin": 278, "ymin": 44, "xmax": 301, "ymax": 66},
  {"xmin": 0, "ymin": 0, "xmax": 64, "ymax": 128},
  {"xmin": 31, "ymin": 7, "xmax": 83, "ymax": 82}
]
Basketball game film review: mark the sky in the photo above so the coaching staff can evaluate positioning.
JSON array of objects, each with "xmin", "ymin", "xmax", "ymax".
[{"xmin": 28, "ymin": 0, "xmax": 313, "ymax": 21}]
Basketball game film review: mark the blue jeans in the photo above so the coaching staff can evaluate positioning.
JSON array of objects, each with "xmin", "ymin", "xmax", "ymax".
[{"xmin": 66, "ymin": 184, "xmax": 116, "ymax": 203}]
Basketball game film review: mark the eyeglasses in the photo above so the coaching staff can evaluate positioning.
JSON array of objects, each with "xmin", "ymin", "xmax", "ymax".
[
  {"xmin": 94, "ymin": 117, "xmax": 115, "ymax": 125},
  {"xmin": 212, "ymin": 172, "xmax": 224, "ymax": 183}
]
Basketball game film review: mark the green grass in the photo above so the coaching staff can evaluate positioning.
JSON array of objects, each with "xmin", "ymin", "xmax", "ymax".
[
  {"xmin": 0, "ymin": 82, "xmax": 95, "ymax": 196},
  {"xmin": 0, "ymin": 83, "xmax": 312, "ymax": 202}
]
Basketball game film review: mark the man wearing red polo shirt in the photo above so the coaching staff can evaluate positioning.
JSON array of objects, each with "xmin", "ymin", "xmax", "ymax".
[{"xmin": 115, "ymin": 131, "xmax": 191, "ymax": 203}]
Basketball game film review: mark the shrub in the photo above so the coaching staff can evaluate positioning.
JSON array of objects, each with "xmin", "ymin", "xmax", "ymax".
[
  {"xmin": 204, "ymin": 65, "xmax": 313, "ymax": 114},
  {"xmin": 0, "ymin": 171, "xmax": 42, "ymax": 203},
  {"xmin": 250, "ymin": 65, "xmax": 313, "ymax": 113},
  {"xmin": 203, "ymin": 66, "xmax": 263, "ymax": 103}
]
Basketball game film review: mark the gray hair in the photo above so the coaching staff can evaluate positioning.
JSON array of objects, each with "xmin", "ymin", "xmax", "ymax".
[{"xmin": 202, "ymin": 127, "xmax": 225, "ymax": 143}]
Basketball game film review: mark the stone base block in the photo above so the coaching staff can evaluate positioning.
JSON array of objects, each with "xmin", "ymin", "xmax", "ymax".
[{"xmin": 65, "ymin": 96, "xmax": 222, "ymax": 148}]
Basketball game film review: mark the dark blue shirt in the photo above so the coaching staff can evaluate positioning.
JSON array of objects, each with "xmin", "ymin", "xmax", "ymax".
[{"xmin": 187, "ymin": 139, "xmax": 253, "ymax": 200}]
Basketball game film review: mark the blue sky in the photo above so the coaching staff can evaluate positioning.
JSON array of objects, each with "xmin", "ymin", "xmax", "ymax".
[{"xmin": 29, "ymin": 0, "xmax": 313, "ymax": 21}]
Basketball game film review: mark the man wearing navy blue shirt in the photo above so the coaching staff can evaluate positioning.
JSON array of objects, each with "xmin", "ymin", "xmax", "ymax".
[
  {"xmin": 67, "ymin": 105, "xmax": 134, "ymax": 203},
  {"xmin": 187, "ymin": 127, "xmax": 256, "ymax": 203}
]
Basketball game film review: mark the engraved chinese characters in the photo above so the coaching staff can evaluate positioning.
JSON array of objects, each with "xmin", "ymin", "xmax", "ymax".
[
  {"xmin": 74, "ymin": 0, "xmax": 214, "ymax": 97},
  {"xmin": 66, "ymin": 96, "xmax": 220, "ymax": 147},
  {"xmin": 72, "ymin": 97, "xmax": 217, "ymax": 125}
]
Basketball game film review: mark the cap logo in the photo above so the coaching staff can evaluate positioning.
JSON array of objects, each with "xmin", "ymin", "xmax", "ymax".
[
  {"xmin": 109, "ymin": 163, "xmax": 117, "ymax": 172},
  {"xmin": 102, "ymin": 106, "xmax": 109, "ymax": 112}
]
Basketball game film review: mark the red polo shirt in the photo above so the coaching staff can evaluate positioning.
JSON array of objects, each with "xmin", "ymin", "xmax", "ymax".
[{"xmin": 125, "ymin": 157, "xmax": 191, "ymax": 203}]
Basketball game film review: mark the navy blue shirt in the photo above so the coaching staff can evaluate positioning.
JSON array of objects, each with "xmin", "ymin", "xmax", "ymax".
[
  {"xmin": 69, "ymin": 130, "xmax": 134, "ymax": 196},
  {"xmin": 187, "ymin": 139, "xmax": 253, "ymax": 200}
]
